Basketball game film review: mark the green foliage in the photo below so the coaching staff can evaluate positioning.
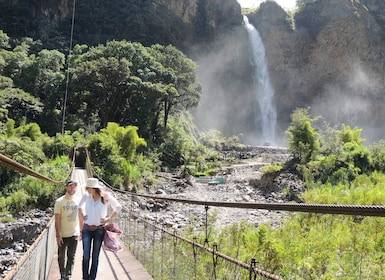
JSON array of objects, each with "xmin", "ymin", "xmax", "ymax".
[
  {"xmin": 261, "ymin": 163, "xmax": 283, "ymax": 174},
  {"xmin": 287, "ymin": 109, "xmax": 376, "ymax": 186},
  {"xmin": 189, "ymin": 168, "xmax": 385, "ymax": 279},
  {"xmin": 141, "ymin": 191, "xmax": 385, "ymax": 279},
  {"xmin": 158, "ymin": 111, "xmax": 200, "ymax": 168},
  {"xmin": 302, "ymin": 171, "xmax": 385, "ymax": 205},
  {"xmin": 286, "ymin": 108, "xmax": 320, "ymax": 163},
  {"xmin": 0, "ymin": 119, "xmax": 72, "ymax": 216},
  {"xmin": 87, "ymin": 122, "xmax": 147, "ymax": 189},
  {"xmin": 8, "ymin": 189, "xmax": 29, "ymax": 213},
  {"xmin": 341, "ymin": 142, "xmax": 372, "ymax": 174},
  {"xmin": 1, "ymin": 31, "xmax": 201, "ymax": 146},
  {"xmin": 42, "ymin": 130, "xmax": 85, "ymax": 158},
  {"xmin": 1, "ymin": 121, "xmax": 47, "ymax": 172},
  {"xmin": 318, "ymin": 122, "xmax": 343, "ymax": 156},
  {"xmin": 0, "ymin": 77, "xmax": 43, "ymax": 123},
  {"xmin": 0, "ymin": 30, "xmax": 10, "ymax": 49},
  {"xmin": 69, "ymin": 40, "xmax": 201, "ymax": 143},
  {"xmin": 370, "ymin": 140, "xmax": 385, "ymax": 171},
  {"xmin": 1, "ymin": 154, "xmax": 71, "ymax": 215},
  {"xmin": 13, "ymin": 121, "xmax": 42, "ymax": 141},
  {"xmin": 339, "ymin": 124, "xmax": 363, "ymax": 144}
]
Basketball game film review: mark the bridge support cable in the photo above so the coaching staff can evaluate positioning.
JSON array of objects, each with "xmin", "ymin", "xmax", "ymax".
[
  {"xmin": 0, "ymin": 153, "xmax": 60, "ymax": 184},
  {"xmin": 61, "ymin": 0, "xmax": 76, "ymax": 134},
  {"xmin": 173, "ymin": 231, "xmax": 177, "ymax": 279},
  {"xmin": 117, "ymin": 191, "xmax": 385, "ymax": 217},
  {"xmin": 151, "ymin": 227, "xmax": 155, "ymax": 276},
  {"xmin": 204, "ymin": 204, "xmax": 210, "ymax": 246},
  {"xmin": 161, "ymin": 229, "xmax": 165, "ymax": 278}
]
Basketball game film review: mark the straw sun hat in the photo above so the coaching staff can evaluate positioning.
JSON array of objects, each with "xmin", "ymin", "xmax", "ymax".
[{"xmin": 84, "ymin": 178, "xmax": 104, "ymax": 189}]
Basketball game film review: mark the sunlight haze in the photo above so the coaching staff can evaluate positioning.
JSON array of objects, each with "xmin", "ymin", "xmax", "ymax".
[{"xmin": 238, "ymin": 0, "xmax": 297, "ymax": 10}]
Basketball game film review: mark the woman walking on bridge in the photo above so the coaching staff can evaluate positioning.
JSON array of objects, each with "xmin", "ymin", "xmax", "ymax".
[{"xmin": 78, "ymin": 178, "xmax": 122, "ymax": 280}]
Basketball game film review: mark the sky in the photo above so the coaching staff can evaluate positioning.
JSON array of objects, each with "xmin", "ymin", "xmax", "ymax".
[{"xmin": 237, "ymin": 0, "xmax": 297, "ymax": 10}]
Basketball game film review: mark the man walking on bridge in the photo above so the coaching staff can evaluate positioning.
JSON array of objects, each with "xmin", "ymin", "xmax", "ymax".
[{"xmin": 54, "ymin": 180, "xmax": 80, "ymax": 280}]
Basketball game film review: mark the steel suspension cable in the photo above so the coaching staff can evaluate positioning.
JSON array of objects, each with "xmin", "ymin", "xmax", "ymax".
[
  {"xmin": 0, "ymin": 153, "xmax": 60, "ymax": 184},
  {"xmin": 61, "ymin": 0, "xmax": 76, "ymax": 134},
  {"xmin": 102, "ymin": 183, "xmax": 385, "ymax": 217}
]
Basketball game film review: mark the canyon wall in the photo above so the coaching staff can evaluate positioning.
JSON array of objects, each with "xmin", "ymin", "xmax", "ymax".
[{"xmin": 1, "ymin": 0, "xmax": 385, "ymax": 144}]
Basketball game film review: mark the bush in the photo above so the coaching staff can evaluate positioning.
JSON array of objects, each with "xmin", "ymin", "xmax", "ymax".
[{"xmin": 285, "ymin": 108, "xmax": 320, "ymax": 163}]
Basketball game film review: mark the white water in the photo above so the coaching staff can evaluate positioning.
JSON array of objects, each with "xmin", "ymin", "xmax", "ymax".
[{"xmin": 244, "ymin": 15, "xmax": 277, "ymax": 145}]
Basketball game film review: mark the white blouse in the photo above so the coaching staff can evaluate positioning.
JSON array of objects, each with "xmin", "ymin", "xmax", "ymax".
[{"xmin": 78, "ymin": 192, "xmax": 122, "ymax": 226}]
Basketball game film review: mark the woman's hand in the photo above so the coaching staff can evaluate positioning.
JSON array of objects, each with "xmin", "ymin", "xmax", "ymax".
[{"xmin": 100, "ymin": 217, "xmax": 110, "ymax": 225}]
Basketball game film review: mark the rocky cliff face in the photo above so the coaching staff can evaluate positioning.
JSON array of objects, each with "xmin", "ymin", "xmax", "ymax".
[
  {"xmin": 1, "ymin": 0, "xmax": 385, "ymax": 145},
  {"xmin": 0, "ymin": 0, "xmax": 242, "ymax": 51},
  {"xmin": 249, "ymin": 0, "xmax": 385, "ymax": 143}
]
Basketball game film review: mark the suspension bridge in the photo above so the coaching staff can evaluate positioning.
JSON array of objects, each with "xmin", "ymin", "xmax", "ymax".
[{"xmin": 1, "ymin": 150, "xmax": 385, "ymax": 280}]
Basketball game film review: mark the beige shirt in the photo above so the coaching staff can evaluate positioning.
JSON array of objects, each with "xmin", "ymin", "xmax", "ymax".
[{"xmin": 54, "ymin": 195, "xmax": 80, "ymax": 238}]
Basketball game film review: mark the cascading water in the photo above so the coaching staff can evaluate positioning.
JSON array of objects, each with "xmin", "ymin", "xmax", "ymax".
[{"xmin": 244, "ymin": 15, "xmax": 277, "ymax": 145}]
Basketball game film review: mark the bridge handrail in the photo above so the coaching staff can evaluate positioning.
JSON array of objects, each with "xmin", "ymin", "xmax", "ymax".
[{"xmin": 0, "ymin": 150, "xmax": 76, "ymax": 280}]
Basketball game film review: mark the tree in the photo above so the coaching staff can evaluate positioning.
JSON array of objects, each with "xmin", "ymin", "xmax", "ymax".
[
  {"xmin": 0, "ymin": 76, "xmax": 43, "ymax": 123},
  {"xmin": 87, "ymin": 122, "xmax": 147, "ymax": 188},
  {"xmin": 149, "ymin": 44, "xmax": 201, "ymax": 128},
  {"xmin": 13, "ymin": 49, "xmax": 66, "ymax": 134},
  {"xmin": 286, "ymin": 108, "xmax": 320, "ymax": 163},
  {"xmin": 338, "ymin": 125, "xmax": 371, "ymax": 174},
  {"xmin": 69, "ymin": 40, "xmax": 201, "ymax": 143},
  {"xmin": 0, "ymin": 33, "xmax": 64, "ymax": 134}
]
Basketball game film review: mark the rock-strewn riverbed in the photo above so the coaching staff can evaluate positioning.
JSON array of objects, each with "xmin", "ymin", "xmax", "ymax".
[{"xmin": 132, "ymin": 147, "xmax": 303, "ymax": 231}]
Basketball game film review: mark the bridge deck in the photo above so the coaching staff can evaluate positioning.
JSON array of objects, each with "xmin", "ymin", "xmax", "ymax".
[{"xmin": 48, "ymin": 239, "xmax": 153, "ymax": 280}]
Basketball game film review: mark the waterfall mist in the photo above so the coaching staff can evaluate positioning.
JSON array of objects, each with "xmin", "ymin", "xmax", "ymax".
[{"xmin": 192, "ymin": 17, "xmax": 281, "ymax": 147}]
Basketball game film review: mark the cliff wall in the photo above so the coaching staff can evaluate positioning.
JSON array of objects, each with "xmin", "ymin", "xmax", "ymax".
[
  {"xmin": 249, "ymin": 0, "xmax": 385, "ymax": 143},
  {"xmin": 1, "ymin": 0, "xmax": 385, "ymax": 144}
]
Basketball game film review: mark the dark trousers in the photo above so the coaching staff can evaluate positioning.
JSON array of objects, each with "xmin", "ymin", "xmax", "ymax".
[
  {"xmin": 57, "ymin": 236, "xmax": 78, "ymax": 278},
  {"xmin": 82, "ymin": 228, "xmax": 105, "ymax": 280}
]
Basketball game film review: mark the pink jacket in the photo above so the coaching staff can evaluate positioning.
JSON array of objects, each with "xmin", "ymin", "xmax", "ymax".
[{"xmin": 103, "ymin": 223, "xmax": 123, "ymax": 252}]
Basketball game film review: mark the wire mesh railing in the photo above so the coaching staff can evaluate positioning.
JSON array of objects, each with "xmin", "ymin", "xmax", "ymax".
[
  {"xmin": 117, "ymin": 207, "xmax": 283, "ymax": 280},
  {"xmin": 3, "ymin": 218, "xmax": 57, "ymax": 280}
]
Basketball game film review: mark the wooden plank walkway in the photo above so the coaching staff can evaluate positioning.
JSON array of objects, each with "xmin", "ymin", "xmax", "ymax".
[{"xmin": 48, "ymin": 241, "xmax": 153, "ymax": 280}]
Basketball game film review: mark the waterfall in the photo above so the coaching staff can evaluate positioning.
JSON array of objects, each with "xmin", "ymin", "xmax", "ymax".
[{"xmin": 244, "ymin": 15, "xmax": 277, "ymax": 145}]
